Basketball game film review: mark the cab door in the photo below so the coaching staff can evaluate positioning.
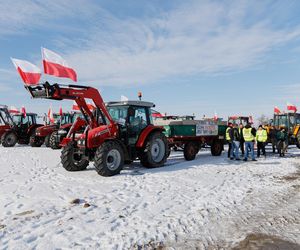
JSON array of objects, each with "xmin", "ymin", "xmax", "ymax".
[{"xmin": 127, "ymin": 107, "xmax": 148, "ymax": 145}]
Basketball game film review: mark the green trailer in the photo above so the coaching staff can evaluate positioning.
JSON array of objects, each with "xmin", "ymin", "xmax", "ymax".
[{"xmin": 154, "ymin": 116, "xmax": 226, "ymax": 161}]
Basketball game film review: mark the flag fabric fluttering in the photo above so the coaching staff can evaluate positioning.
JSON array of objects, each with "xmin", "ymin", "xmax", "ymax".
[
  {"xmin": 274, "ymin": 106, "xmax": 281, "ymax": 114},
  {"xmin": 11, "ymin": 58, "xmax": 41, "ymax": 85},
  {"xmin": 48, "ymin": 107, "xmax": 54, "ymax": 123},
  {"xmin": 9, "ymin": 106, "xmax": 20, "ymax": 114},
  {"xmin": 87, "ymin": 101, "xmax": 95, "ymax": 111},
  {"xmin": 42, "ymin": 47, "xmax": 77, "ymax": 82},
  {"xmin": 59, "ymin": 106, "xmax": 63, "ymax": 116},
  {"xmin": 287, "ymin": 102, "xmax": 297, "ymax": 113},
  {"xmin": 21, "ymin": 106, "xmax": 26, "ymax": 117},
  {"xmin": 72, "ymin": 101, "xmax": 80, "ymax": 111}
]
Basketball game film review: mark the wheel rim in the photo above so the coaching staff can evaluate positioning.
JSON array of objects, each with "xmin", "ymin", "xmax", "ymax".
[
  {"xmin": 151, "ymin": 138, "xmax": 165, "ymax": 163},
  {"xmin": 106, "ymin": 149, "xmax": 121, "ymax": 171},
  {"xmin": 7, "ymin": 134, "xmax": 16, "ymax": 146}
]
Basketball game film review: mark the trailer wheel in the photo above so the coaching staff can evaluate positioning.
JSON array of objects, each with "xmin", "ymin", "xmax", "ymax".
[
  {"xmin": 49, "ymin": 131, "xmax": 61, "ymax": 149},
  {"xmin": 211, "ymin": 140, "xmax": 223, "ymax": 156},
  {"xmin": 1, "ymin": 132, "xmax": 18, "ymax": 147},
  {"xmin": 44, "ymin": 134, "xmax": 51, "ymax": 147},
  {"xmin": 61, "ymin": 143, "xmax": 89, "ymax": 171},
  {"xmin": 184, "ymin": 142, "xmax": 199, "ymax": 161},
  {"xmin": 94, "ymin": 141, "xmax": 124, "ymax": 176},
  {"xmin": 140, "ymin": 132, "xmax": 168, "ymax": 168},
  {"xmin": 29, "ymin": 135, "xmax": 43, "ymax": 147}
]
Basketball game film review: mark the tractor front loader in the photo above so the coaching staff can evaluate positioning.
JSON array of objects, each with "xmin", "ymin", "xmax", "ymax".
[{"xmin": 26, "ymin": 82, "xmax": 169, "ymax": 176}]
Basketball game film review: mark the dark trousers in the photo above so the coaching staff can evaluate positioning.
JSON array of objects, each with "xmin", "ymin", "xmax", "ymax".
[
  {"xmin": 240, "ymin": 140, "xmax": 244, "ymax": 155},
  {"xmin": 277, "ymin": 140, "xmax": 287, "ymax": 157},
  {"xmin": 257, "ymin": 142, "xmax": 266, "ymax": 157},
  {"xmin": 227, "ymin": 141, "xmax": 232, "ymax": 158}
]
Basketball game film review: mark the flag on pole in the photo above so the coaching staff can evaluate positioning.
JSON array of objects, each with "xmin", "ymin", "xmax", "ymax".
[
  {"xmin": 11, "ymin": 58, "xmax": 41, "ymax": 85},
  {"xmin": 42, "ymin": 47, "xmax": 77, "ymax": 82},
  {"xmin": 21, "ymin": 106, "xmax": 26, "ymax": 117},
  {"xmin": 9, "ymin": 106, "xmax": 20, "ymax": 114},
  {"xmin": 287, "ymin": 102, "xmax": 297, "ymax": 113},
  {"xmin": 72, "ymin": 101, "xmax": 80, "ymax": 111},
  {"xmin": 274, "ymin": 106, "xmax": 281, "ymax": 114},
  {"xmin": 59, "ymin": 106, "xmax": 63, "ymax": 116},
  {"xmin": 48, "ymin": 107, "xmax": 54, "ymax": 123}
]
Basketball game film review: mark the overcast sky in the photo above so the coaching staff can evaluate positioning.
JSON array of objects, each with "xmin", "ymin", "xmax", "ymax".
[{"xmin": 1, "ymin": 0, "xmax": 300, "ymax": 119}]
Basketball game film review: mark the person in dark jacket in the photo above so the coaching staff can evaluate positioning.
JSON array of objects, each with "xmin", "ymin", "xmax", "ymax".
[
  {"xmin": 239, "ymin": 124, "xmax": 245, "ymax": 156},
  {"xmin": 276, "ymin": 127, "xmax": 288, "ymax": 157},
  {"xmin": 229, "ymin": 124, "xmax": 241, "ymax": 160}
]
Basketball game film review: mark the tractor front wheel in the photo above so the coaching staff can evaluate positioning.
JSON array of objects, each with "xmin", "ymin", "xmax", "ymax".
[
  {"xmin": 211, "ymin": 140, "xmax": 223, "ymax": 156},
  {"xmin": 29, "ymin": 135, "xmax": 44, "ymax": 147},
  {"xmin": 61, "ymin": 143, "xmax": 89, "ymax": 171},
  {"xmin": 183, "ymin": 142, "xmax": 199, "ymax": 161},
  {"xmin": 140, "ymin": 132, "xmax": 168, "ymax": 168},
  {"xmin": 1, "ymin": 132, "xmax": 18, "ymax": 147},
  {"xmin": 94, "ymin": 141, "xmax": 124, "ymax": 177},
  {"xmin": 44, "ymin": 134, "xmax": 51, "ymax": 147},
  {"xmin": 49, "ymin": 131, "xmax": 61, "ymax": 149}
]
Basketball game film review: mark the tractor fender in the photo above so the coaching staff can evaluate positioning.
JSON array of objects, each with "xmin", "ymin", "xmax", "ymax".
[
  {"xmin": 136, "ymin": 125, "xmax": 164, "ymax": 148},
  {"xmin": 27, "ymin": 124, "xmax": 44, "ymax": 135}
]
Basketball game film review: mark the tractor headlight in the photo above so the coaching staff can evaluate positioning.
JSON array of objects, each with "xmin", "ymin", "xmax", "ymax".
[
  {"xmin": 58, "ymin": 130, "xmax": 67, "ymax": 135},
  {"xmin": 78, "ymin": 139, "xmax": 85, "ymax": 146}
]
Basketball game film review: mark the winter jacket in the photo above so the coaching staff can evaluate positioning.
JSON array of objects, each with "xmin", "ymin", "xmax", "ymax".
[
  {"xmin": 276, "ymin": 130, "xmax": 287, "ymax": 141},
  {"xmin": 230, "ymin": 128, "xmax": 240, "ymax": 141}
]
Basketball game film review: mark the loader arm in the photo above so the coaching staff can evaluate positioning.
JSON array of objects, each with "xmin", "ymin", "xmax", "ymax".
[{"xmin": 26, "ymin": 82, "xmax": 115, "ymax": 128}]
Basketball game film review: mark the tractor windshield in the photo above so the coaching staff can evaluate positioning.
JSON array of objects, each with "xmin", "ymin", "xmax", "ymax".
[
  {"xmin": 0, "ymin": 109, "xmax": 13, "ymax": 125},
  {"xmin": 12, "ymin": 115, "xmax": 34, "ymax": 126},
  {"xmin": 289, "ymin": 114, "xmax": 300, "ymax": 125},
  {"xmin": 275, "ymin": 115, "xmax": 288, "ymax": 127},
  {"xmin": 107, "ymin": 106, "xmax": 128, "ymax": 125}
]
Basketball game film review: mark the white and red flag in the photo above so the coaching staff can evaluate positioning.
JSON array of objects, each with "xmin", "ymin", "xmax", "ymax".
[
  {"xmin": 72, "ymin": 101, "xmax": 80, "ymax": 111},
  {"xmin": 9, "ymin": 106, "xmax": 20, "ymax": 114},
  {"xmin": 274, "ymin": 106, "xmax": 281, "ymax": 114},
  {"xmin": 21, "ymin": 106, "xmax": 26, "ymax": 117},
  {"xmin": 59, "ymin": 106, "xmax": 63, "ymax": 116},
  {"xmin": 87, "ymin": 101, "xmax": 96, "ymax": 111},
  {"xmin": 48, "ymin": 107, "xmax": 54, "ymax": 123},
  {"xmin": 287, "ymin": 102, "xmax": 297, "ymax": 113},
  {"xmin": 42, "ymin": 47, "xmax": 77, "ymax": 82},
  {"xmin": 11, "ymin": 58, "xmax": 41, "ymax": 85}
]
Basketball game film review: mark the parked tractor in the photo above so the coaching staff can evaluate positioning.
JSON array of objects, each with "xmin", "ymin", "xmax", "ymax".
[
  {"xmin": 26, "ymin": 82, "xmax": 169, "ymax": 176},
  {"xmin": 1, "ymin": 109, "xmax": 43, "ymax": 147},
  {"xmin": 0, "ymin": 105, "xmax": 15, "ymax": 138},
  {"xmin": 267, "ymin": 113, "xmax": 300, "ymax": 148},
  {"xmin": 228, "ymin": 116, "xmax": 251, "ymax": 126}
]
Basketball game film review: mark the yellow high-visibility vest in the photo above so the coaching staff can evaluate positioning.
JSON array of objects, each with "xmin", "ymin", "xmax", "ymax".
[
  {"xmin": 243, "ymin": 127, "xmax": 255, "ymax": 142},
  {"xmin": 256, "ymin": 129, "xmax": 268, "ymax": 142},
  {"xmin": 226, "ymin": 127, "xmax": 231, "ymax": 141}
]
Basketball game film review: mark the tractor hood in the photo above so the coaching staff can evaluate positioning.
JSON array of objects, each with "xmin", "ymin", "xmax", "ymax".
[
  {"xmin": 60, "ymin": 123, "xmax": 72, "ymax": 129},
  {"xmin": 36, "ymin": 124, "xmax": 57, "ymax": 133}
]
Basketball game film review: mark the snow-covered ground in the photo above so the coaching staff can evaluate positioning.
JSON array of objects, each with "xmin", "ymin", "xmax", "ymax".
[{"xmin": 0, "ymin": 145, "xmax": 299, "ymax": 249}]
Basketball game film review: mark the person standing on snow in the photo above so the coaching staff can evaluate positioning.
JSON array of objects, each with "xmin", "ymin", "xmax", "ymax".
[
  {"xmin": 256, "ymin": 125, "xmax": 268, "ymax": 157},
  {"xmin": 239, "ymin": 123, "xmax": 245, "ymax": 156},
  {"xmin": 226, "ymin": 123, "xmax": 233, "ymax": 158},
  {"xmin": 277, "ymin": 127, "xmax": 288, "ymax": 157},
  {"xmin": 243, "ymin": 123, "xmax": 257, "ymax": 161},
  {"xmin": 229, "ymin": 123, "xmax": 241, "ymax": 160}
]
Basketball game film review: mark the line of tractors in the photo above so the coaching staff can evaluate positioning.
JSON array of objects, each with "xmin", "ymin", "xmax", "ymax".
[{"xmin": 1, "ymin": 81, "xmax": 298, "ymax": 177}]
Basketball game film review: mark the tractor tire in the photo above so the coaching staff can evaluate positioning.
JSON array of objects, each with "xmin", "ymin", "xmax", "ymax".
[
  {"xmin": 183, "ymin": 142, "xmax": 199, "ymax": 161},
  {"xmin": 1, "ymin": 132, "xmax": 18, "ymax": 147},
  {"xmin": 296, "ymin": 133, "xmax": 300, "ymax": 149},
  {"xmin": 44, "ymin": 134, "xmax": 51, "ymax": 147},
  {"xmin": 140, "ymin": 132, "xmax": 168, "ymax": 168},
  {"xmin": 29, "ymin": 135, "xmax": 43, "ymax": 147},
  {"xmin": 94, "ymin": 141, "xmax": 124, "ymax": 177},
  {"xmin": 211, "ymin": 139, "xmax": 223, "ymax": 156},
  {"xmin": 61, "ymin": 143, "xmax": 89, "ymax": 171},
  {"xmin": 49, "ymin": 132, "xmax": 61, "ymax": 150}
]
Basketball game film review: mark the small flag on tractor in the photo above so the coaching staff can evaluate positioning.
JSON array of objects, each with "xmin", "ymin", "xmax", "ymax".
[
  {"xmin": 42, "ymin": 47, "xmax": 77, "ymax": 82},
  {"xmin": 48, "ymin": 107, "xmax": 54, "ymax": 123},
  {"xmin": 11, "ymin": 58, "xmax": 41, "ymax": 85},
  {"xmin": 59, "ymin": 106, "xmax": 63, "ymax": 116},
  {"xmin": 72, "ymin": 101, "xmax": 80, "ymax": 111},
  {"xmin": 9, "ymin": 106, "xmax": 20, "ymax": 114},
  {"xmin": 274, "ymin": 106, "xmax": 281, "ymax": 114},
  {"xmin": 21, "ymin": 106, "xmax": 26, "ymax": 117},
  {"xmin": 287, "ymin": 102, "xmax": 297, "ymax": 113}
]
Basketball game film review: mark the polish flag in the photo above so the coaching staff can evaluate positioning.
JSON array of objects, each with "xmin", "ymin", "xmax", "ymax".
[
  {"xmin": 21, "ymin": 106, "xmax": 26, "ymax": 117},
  {"xmin": 287, "ymin": 102, "xmax": 297, "ymax": 113},
  {"xmin": 72, "ymin": 101, "xmax": 80, "ymax": 111},
  {"xmin": 9, "ymin": 106, "xmax": 20, "ymax": 114},
  {"xmin": 87, "ymin": 101, "xmax": 96, "ymax": 111},
  {"xmin": 48, "ymin": 107, "xmax": 54, "ymax": 123},
  {"xmin": 42, "ymin": 47, "xmax": 77, "ymax": 82},
  {"xmin": 213, "ymin": 111, "xmax": 218, "ymax": 121},
  {"xmin": 11, "ymin": 58, "xmax": 41, "ymax": 85},
  {"xmin": 274, "ymin": 106, "xmax": 281, "ymax": 114},
  {"xmin": 59, "ymin": 106, "xmax": 63, "ymax": 116}
]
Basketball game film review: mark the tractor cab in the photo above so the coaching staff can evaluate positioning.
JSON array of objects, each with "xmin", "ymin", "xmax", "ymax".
[
  {"xmin": 272, "ymin": 113, "xmax": 300, "ymax": 134},
  {"xmin": 228, "ymin": 116, "xmax": 251, "ymax": 126},
  {"xmin": 107, "ymin": 101, "xmax": 154, "ymax": 145},
  {"xmin": 0, "ymin": 105, "xmax": 14, "ymax": 138},
  {"xmin": 11, "ymin": 113, "xmax": 38, "ymax": 138}
]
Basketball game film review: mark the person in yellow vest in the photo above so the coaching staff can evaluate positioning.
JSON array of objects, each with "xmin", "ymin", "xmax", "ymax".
[
  {"xmin": 256, "ymin": 125, "xmax": 268, "ymax": 157},
  {"xmin": 243, "ymin": 123, "xmax": 257, "ymax": 161},
  {"xmin": 226, "ymin": 123, "xmax": 233, "ymax": 158}
]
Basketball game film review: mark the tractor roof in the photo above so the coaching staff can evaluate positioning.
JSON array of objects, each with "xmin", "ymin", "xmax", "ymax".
[
  {"xmin": 13, "ymin": 113, "xmax": 37, "ymax": 116},
  {"xmin": 0, "ymin": 104, "xmax": 8, "ymax": 109},
  {"xmin": 106, "ymin": 101, "xmax": 155, "ymax": 108}
]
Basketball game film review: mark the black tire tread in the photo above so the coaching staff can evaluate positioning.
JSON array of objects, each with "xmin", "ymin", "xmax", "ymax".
[{"xmin": 61, "ymin": 143, "xmax": 89, "ymax": 171}]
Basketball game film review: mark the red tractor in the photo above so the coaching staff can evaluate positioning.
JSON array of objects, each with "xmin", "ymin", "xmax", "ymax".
[
  {"xmin": 0, "ymin": 105, "xmax": 15, "ymax": 139},
  {"xmin": 30, "ymin": 112, "xmax": 80, "ymax": 148},
  {"xmin": 0, "ymin": 107, "xmax": 43, "ymax": 147},
  {"xmin": 26, "ymin": 82, "xmax": 169, "ymax": 176}
]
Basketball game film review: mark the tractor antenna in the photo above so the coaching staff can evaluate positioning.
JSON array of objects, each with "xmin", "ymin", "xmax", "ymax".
[{"xmin": 138, "ymin": 91, "xmax": 142, "ymax": 101}]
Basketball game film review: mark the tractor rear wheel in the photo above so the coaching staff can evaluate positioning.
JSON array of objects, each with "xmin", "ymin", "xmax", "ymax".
[
  {"xmin": 61, "ymin": 143, "xmax": 89, "ymax": 171},
  {"xmin": 1, "ymin": 132, "xmax": 18, "ymax": 147},
  {"xmin": 183, "ymin": 142, "xmax": 199, "ymax": 161},
  {"xmin": 44, "ymin": 134, "xmax": 51, "ymax": 147},
  {"xmin": 29, "ymin": 135, "xmax": 43, "ymax": 147},
  {"xmin": 211, "ymin": 139, "xmax": 223, "ymax": 156},
  {"xmin": 49, "ymin": 132, "xmax": 61, "ymax": 149},
  {"xmin": 140, "ymin": 132, "xmax": 168, "ymax": 168},
  {"xmin": 94, "ymin": 141, "xmax": 124, "ymax": 176}
]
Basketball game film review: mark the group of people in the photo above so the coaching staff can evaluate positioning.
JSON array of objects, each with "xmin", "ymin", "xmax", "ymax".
[{"xmin": 226, "ymin": 123, "xmax": 288, "ymax": 161}]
